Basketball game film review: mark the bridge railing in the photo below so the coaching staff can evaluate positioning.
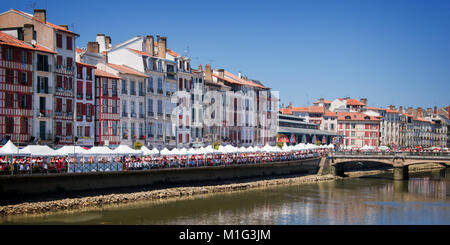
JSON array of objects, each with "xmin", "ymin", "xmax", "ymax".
[{"xmin": 333, "ymin": 151, "xmax": 450, "ymax": 157}]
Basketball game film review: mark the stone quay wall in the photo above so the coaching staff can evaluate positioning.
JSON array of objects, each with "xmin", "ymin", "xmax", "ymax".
[{"xmin": 0, "ymin": 158, "xmax": 321, "ymax": 197}]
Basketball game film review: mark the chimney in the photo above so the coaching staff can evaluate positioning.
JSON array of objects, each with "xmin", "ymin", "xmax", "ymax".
[
  {"xmin": 87, "ymin": 42, "xmax": 99, "ymax": 53},
  {"xmin": 417, "ymin": 107, "xmax": 423, "ymax": 118},
  {"xmin": 156, "ymin": 35, "xmax": 160, "ymax": 42},
  {"xmin": 389, "ymin": 105, "xmax": 395, "ymax": 110},
  {"xmin": 96, "ymin": 34, "xmax": 106, "ymax": 53},
  {"xmin": 204, "ymin": 64, "xmax": 212, "ymax": 81},
  {"xmin": 105, "ymin": 36, "xmax": 111, "ymax": 49},
  {"xmin": 217, "ymin": 69, "xmax": 225, "ymax": 79},
  {"xmin": 23, "ymin": 24, "xmax": 34, "ymax": 44},
  {"xmin": 434, "ymin": 106, "xmax": 437, "ymax": 114},
  {"xmin": 360, "ymin": 98, "xmax": 368, "ymax": 106},
  {"xmin": 399, "ymin": 106, "xmax": 403, "ymax": 113},
  {"xmin": 59, "ymin": 25, "xmax": 69, "ymax": 30},
  {"xmin": 197, "ymin": 64, "xmax": 203, "ymax": 72},
  {"xmin": 238, "ymin": 72, "xmax": 242, "ymax": 79},
  {"xmin": 426, "ymin": 108, "xmax": 432, "ymax": 115},
  {"xmin": 157, "ymin": 37, "xmax": 166, "ymax": 59},
  {"xmin": 145, "ymin": 35, "xmax": 154, "ymax": 56},
  {"xmin": 288, "ymin": 102, "xmax": 292, "ymax": 109},
  {"xmin": 34, "ymin": 9, "xmax": 46, "ymax": 23}
]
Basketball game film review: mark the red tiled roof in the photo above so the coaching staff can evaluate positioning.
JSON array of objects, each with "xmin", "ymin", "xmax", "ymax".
[
  {"xmin": 324, "ymin": 111, "xmax": 337, "ymax": 117},
  {"xmin": 213, "ymin": 71, "xmax": 267, "ymax": 89},
  {"xmin": 291, "ymin": 107, "xmax": 309, "ymax": 112},
  {"xmin": 345, "ymin": 98, "xmax": 365, "ymax": 106},
  {"xmin": 127, "ymin": 48, "xmax": 153, "ymax": 57},
  {"xmin": 385, "ymin": 109, "xmax": 399, "ymax": 114},
  {"xmin": 313, "ymin": 99, "xmax": 332, "ymax": 104},
  {"xmin": 337, "ymin": 112, "xmax": 380, "ymax": 121},
  {"xmin": 366, "ymin": 107, "xmax": 386, "ymax": 111},
  {"xmin": 308, "ymin": 106, "xmax": 325, "ymax": 114},
  {"xmin": 76, "ymin": 47, "xmax": 85, "ymax": 54},
  {"xmin": 0, "ymin": 31, "xmax": 56, "ymax": 54},
  {"xmin": 279, "ymin": 108, "xmax": 292, "ymax": 115},
  {"xmin": 76, "ymin": 61, "xmax": 96, "ymax": 68},
  {"xmin": 107, "ymin": 63, "xmax": 148, "ymax": 77},
  {"xmin": 154, "ymin": 41, "xmax": 180, "ymax": 57},
  {"xmin": 10, "ymin": 9, "xmax": 78, "ymax": 36},
  {"xmin": 413, "ymin": 117, "xmax": 431, "ymax": 123},
  {"xmin": 94, "ymin": 69, "xmax": 121, "ymax": 79},
  {"xmin": 402, "ymin": 113, "xmax": 413, "ymax": 117}
]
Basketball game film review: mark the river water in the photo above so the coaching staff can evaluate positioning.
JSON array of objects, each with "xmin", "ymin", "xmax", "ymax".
[{"xmin": 1, "ymin": 169, "xmax": 449, "ymax": 225}]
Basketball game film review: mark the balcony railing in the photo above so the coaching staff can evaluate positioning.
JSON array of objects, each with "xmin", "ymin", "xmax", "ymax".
[
  {"xmin": 148, "ymin": 88, "xmax": 154, "ymax": 93},
  {"xmin": 122, "ymin": 112, "xmax": 128, "ymax": 118},
  {"xmin": 131, "ymin": 113, "xmax": 137, "ymax": 118},
  {"xmin": 139, "ymin": 113, "xmax": 145, "ymax": 119},
  {"xmin": 148, "ymin": 112, "xmax": 154, "ymax": 117},
  {"xmin": 37, "ymin": 110, "xmax": 52, "ymax": 118},
  {"xmin": 86, "ymin": 94, "xmax": 92, "ymax": 100},
  {"xmin": 37, "ymin": 86, "xmax": 52, "ymax": 94},
  {"xmin": 157, "ymin": 89, "xmax": 163, "ymax": 95},
  {"xmin": 139, "ymin": 91, "xmax": 144, "ymax": 96},
  {"xmin": 76, "ymin": 115, "xmax": 83, "ymax": 121}
]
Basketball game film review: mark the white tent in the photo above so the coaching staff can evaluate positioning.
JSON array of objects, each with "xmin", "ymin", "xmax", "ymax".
[
  {"xmin": 19, "ymin": 145, "xmax": 58, "ymax": 156},
  {"xmin": 361, "ymin": 145, "xmax": 375, "ymax": 151},
  {"xmin": 85, "ymin": 146, "xmax": 113, "ymax": 155},
  {"xmin": 112, "ymin": 145, "xmax": 142, "ymax": 155},
  {"xmin": 141, "ymin": 146, "xmax": 159, "ymax": 156},
  {"xmin": 56, "ymin": 146, "xmax": 88, "ymax": 156},
  {"xmin": 178, "ymin": 148, "xmax": 188, "ymax": 155},
  {"xmin": 0, "ymin": 140, "xmax": 20, "ymax": 155},
  {"xmin": 160, "ymin": 147, "xmax": 171, "ymax": 156}
]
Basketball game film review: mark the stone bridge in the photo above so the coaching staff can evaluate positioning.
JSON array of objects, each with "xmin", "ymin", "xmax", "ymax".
[{"xmin": 319, "ymin": 152, "xmax": 450, "ymax": 180}]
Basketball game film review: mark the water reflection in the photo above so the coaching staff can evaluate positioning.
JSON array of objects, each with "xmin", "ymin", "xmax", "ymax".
[{"xmin": 1, "ymin": 169, "xmax": 449, "ymax": 225}]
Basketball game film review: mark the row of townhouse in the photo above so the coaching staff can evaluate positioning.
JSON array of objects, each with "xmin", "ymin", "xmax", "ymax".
[
  {"xmin": 0, "ymin": 8, "xmax": 277, "ymax": 149},
  {"xmin": 281, "ymin": 97, "xmax": 449, "ymax": 149}
]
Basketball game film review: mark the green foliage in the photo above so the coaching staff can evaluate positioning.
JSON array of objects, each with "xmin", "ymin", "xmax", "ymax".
[
  {"xmin": 276, "ymin": 142, "xmax": 284, "ymax": 148},
  {"xmin": 133, "ymin": 141, "xmax": 143, "ymax": 150},
  {"xmin": 212, "ymin": 141, "xmax": 221, "ymax": 150},
  {"xmin": 315, "ymin": 140, "xmax": 321, "ymax": 146}
]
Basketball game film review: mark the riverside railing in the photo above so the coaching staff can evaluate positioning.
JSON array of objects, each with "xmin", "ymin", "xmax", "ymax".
[
  {"xmin": 0, "ymin": 152, "xmax": 324, "ymax": 176},
  {"xmin": 333, "ymin": 151, "xmax": 450, "ymax": 157}
]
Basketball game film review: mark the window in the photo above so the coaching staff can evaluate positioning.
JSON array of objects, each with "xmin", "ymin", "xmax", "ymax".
[
  {"xmin": 5, "ymin": 117, "xmax": 14, "ymax": 134},
  {"xmin": 131, "ymin": 101, "xmax": 135, "ymax": 115},
  {"xmin": 103, "ymin": 121, "xmax": 108, "ymax": 135},
  {"xmin": 157, "ymin": 100, "xmax": 162, "ymax": 114},
  {"xmin": 130, "ymin": 81, "xmax": 136, "ymax": 95},
  {"xmin": 20, "ymin": 72, "xmax": 28, "ymax": 84},
  {"xmin": 56, "ymin": 122, "xmax": 62, "ymax": 136},
  {"xmin": 67, "ymin": 57, "xmax": 73, "ymax": 71},
  {"xmin": 102, "ymin": 78, "xmax": 108, "ymax": 96},
  {"xmin": 66, "ymin": 123, "xmax": 72, "ymax": 136},
  {"xmin": 112, "ymin": 100, "xmax": 118, "ymax": 114},
  {"xmin": 5, "ymin": 48, "xmax": 13, "ymax": 61},
  {"xmin": 21, "ymin": 50, "xmax": 27, "ymax": 64},
  {"xmin": 122, "ymin": 122, "xmax": 128, "ymax": 138},
  {"xmin": 121, "ymin": 79, "xmax": 127, "ymax": 94},
  {"xmin": 56, "ymin": 34, "xmax": 63, "ymax": 48},
  {"xmin": 85, "ymin": 126, "xmax": 90, "ymax": 137},
  {"xmin": 66, "ymin": 36, "xmax": 72, "ymax": 50},
  {"xmin": 122, "ymin": 100, "xmax": 128, "ymax": 116},
  {"xmin": 139, "ymin": 82, "xmax": 144, "ymax": 96},
  {"xmin": 131, "ymin": 123, "xmax": 135, "ymax": 137},
  {"xmin": 147, "ymin": 77, "xmax": 153, "ymax": 92},
  {"xmin": 112, "ymin": 80, "xmax": 117, "ymax": 96},
  {"xmin": 37, "ymin": 54, "xmax": 49, "ymax": 71},
  {"xmin": 112, "ymin": 121, "xmax": 118, "ymax": 135},
  {"xmin": 86, "ymin": 82, "xmax": 92, "ymax": 99},
  {"xmin": 5, "ymin": 69, "xmax": 14, "ymax": 84},
  {"xmin": 102, "ymin": 99, "xmax": 108, "ymax": 113},
  {"xmin": 148, "ymin": 99, "xmax": 153, "ymax": 115},
  {"xmin": 37, "ymin": 76, "xmax": 49, "ymax": 93}
]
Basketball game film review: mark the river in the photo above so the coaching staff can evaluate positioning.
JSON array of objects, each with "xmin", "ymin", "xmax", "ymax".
[{"xmin": 1, "ymin": 168, "xmax": 449, "ymax": 225}]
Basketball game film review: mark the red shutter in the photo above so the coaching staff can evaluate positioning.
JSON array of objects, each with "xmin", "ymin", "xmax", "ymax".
[
  {"xmin": 85, "ymin": 126, "xmax": 90, "ymax": 137},
  {"xmin": 57, "ymin": 55, "xmax": 62, "ymax": 66},
  {"xmin": 67, "ymin": 57, "xmax": 73, "ymax": 68},
  {"xmin": 63, "ymin": 76, "xmax": 68, "ymax": 89},
  {"xmin": 86, "ymin": 82, "xmax": 92, "ymax": 98},
  {"xmin": 68, "ymin": 77, "xmax": 73, "ymax": 90},
  {"xmin": 67, "ymin": 99, "xmax": 72, "ymax": 113},
  {"xmin": 82, "ymin": 103, "xmax": 87, "ymax": 115},
  {"xmin": 56, "ymin": 98, "xmax": 62, "ymax": 112},
  {"xmin": 179, "ymin": 78, "xmax": 183, "ymax": 90}
]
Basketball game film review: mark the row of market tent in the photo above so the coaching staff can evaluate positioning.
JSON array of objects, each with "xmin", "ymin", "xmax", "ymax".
[{"xmin": 0, "ymin": 140, "xmax": 334, "ymax": 157}]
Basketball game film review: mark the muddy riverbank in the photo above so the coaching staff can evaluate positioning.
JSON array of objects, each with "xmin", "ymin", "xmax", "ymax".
[{"xmin": 0, "ymin": 163, "xmax": 446, "ymax": 217}]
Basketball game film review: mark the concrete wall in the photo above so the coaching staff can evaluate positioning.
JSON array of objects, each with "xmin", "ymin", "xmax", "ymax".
[{"xmin": 0, "ymin": 158, "xmax": 320, "ymax": 196}]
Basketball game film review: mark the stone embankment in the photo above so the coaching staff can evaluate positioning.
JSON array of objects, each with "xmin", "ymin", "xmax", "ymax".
[{"xmin": 0, "ymin": 174, "xmax": 337, "ymax": 216}]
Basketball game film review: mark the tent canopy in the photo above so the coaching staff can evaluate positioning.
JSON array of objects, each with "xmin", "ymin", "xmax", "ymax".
[
  {"xmin": 56, "ymin": 146, "xmax": 88, "ymax": 156},
  {"xmin": 0, "ymin": 140, "xmax": 21, "ymax": 155},
  {"xmin": 19, "ymin": 145, "xmax": 58, "ymax": 156},
  {"xmin": 112, "ymin": 145, "xmax": 142, "ymax": 155},
  {"xmin": 85, "ymin": 146, "xmax": 113, "ymax": 155}
]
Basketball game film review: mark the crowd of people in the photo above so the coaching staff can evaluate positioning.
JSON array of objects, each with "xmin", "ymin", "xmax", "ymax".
[{"xmin": 0, "ymin": 149, "xmax": 328, "ymax": 175}]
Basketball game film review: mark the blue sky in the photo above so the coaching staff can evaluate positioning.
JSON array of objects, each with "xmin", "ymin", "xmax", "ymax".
[{"xmin": 3, "ymin": 0, "xmax": 450, "ymax": 109}]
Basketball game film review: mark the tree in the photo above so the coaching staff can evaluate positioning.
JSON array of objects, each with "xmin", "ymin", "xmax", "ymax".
[
  {"xmin": 133, "ymin": 141, "xmax": 143, "ymax": 150},
  {"xmin": 315, "ymin": 140, "xmax": 321, "ymax": 146}
]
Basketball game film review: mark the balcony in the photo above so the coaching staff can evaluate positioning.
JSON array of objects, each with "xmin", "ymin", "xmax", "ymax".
[
  {"xmin": 55, "ymin": 111, "xmax": 63, "ymax": 117},
  {"xmin": 139, "ymin": 91, "xmax": 144, "ymax": 96},
  {"xmin": 166, "ymin": 114, "xmax": 171, "ymax": 119},
  {"xmin": 139, "ymin": 113, "xmax": 145, "ymax": 119},
  {"xmin": 130, "ymin": 90, "xmax": 136, "ymax": 96},
  {"xmin": 66, "ymin": 111, "xmax": 73, "ymax": 117},
  {"xmin": 76, "ymin": 114, "xmax": 83, "ymax": 121},
  {"xmin": 157, "ymin": 89, "xmax": 163, "ymax": 95},
  {"xmin": 148, "ymin": 88, "xmax": 154, "ymax": 93},
  {"xmin": 166, "ymin": 91, "xmax": 172, "ymax": 97},
  {"xmin": 86, "ymin": 115, "xmax": 92, "ymax": 121},
  {"xmin": 121, "ymin": 89, "xmax": 128, "ymax": 95},
  {"xmin": 37, "ymin": 86, "xmax": 52, "ymax": 94},
  {"xmin": 157, "ymin": 135, "xmax": 163, "ymax": 139},
  {"xmin": 166, "ymin": 71, "xmax": 176, "ymax": 80},
  {"xmin": 148, "ymin": 134, "xmax": 154, "ymax": 138},
  {"xmin": 148, "ymin": 112, "xmax": 154, "ymax": 117},
  {"xmin": 86, "ymin": 94, "xmax": 92, "ymax": 100},
  {"xmin": 122, "ymin": 112, "xmax": 128, "ymax": 118},
  {"xmin": 37, "ymin": 110, "xmax": 52, "ymax": 118},
  {"xmin": 131, "ymin": 113, "xmax": 137, "ymax": 118},
  {"xmin": 157, "ymin": 113, "xmax": 163, "ymax": 117},
  {"xmin": 76, "ymin": 94, "xmax": 83, "ymax": 99}
]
